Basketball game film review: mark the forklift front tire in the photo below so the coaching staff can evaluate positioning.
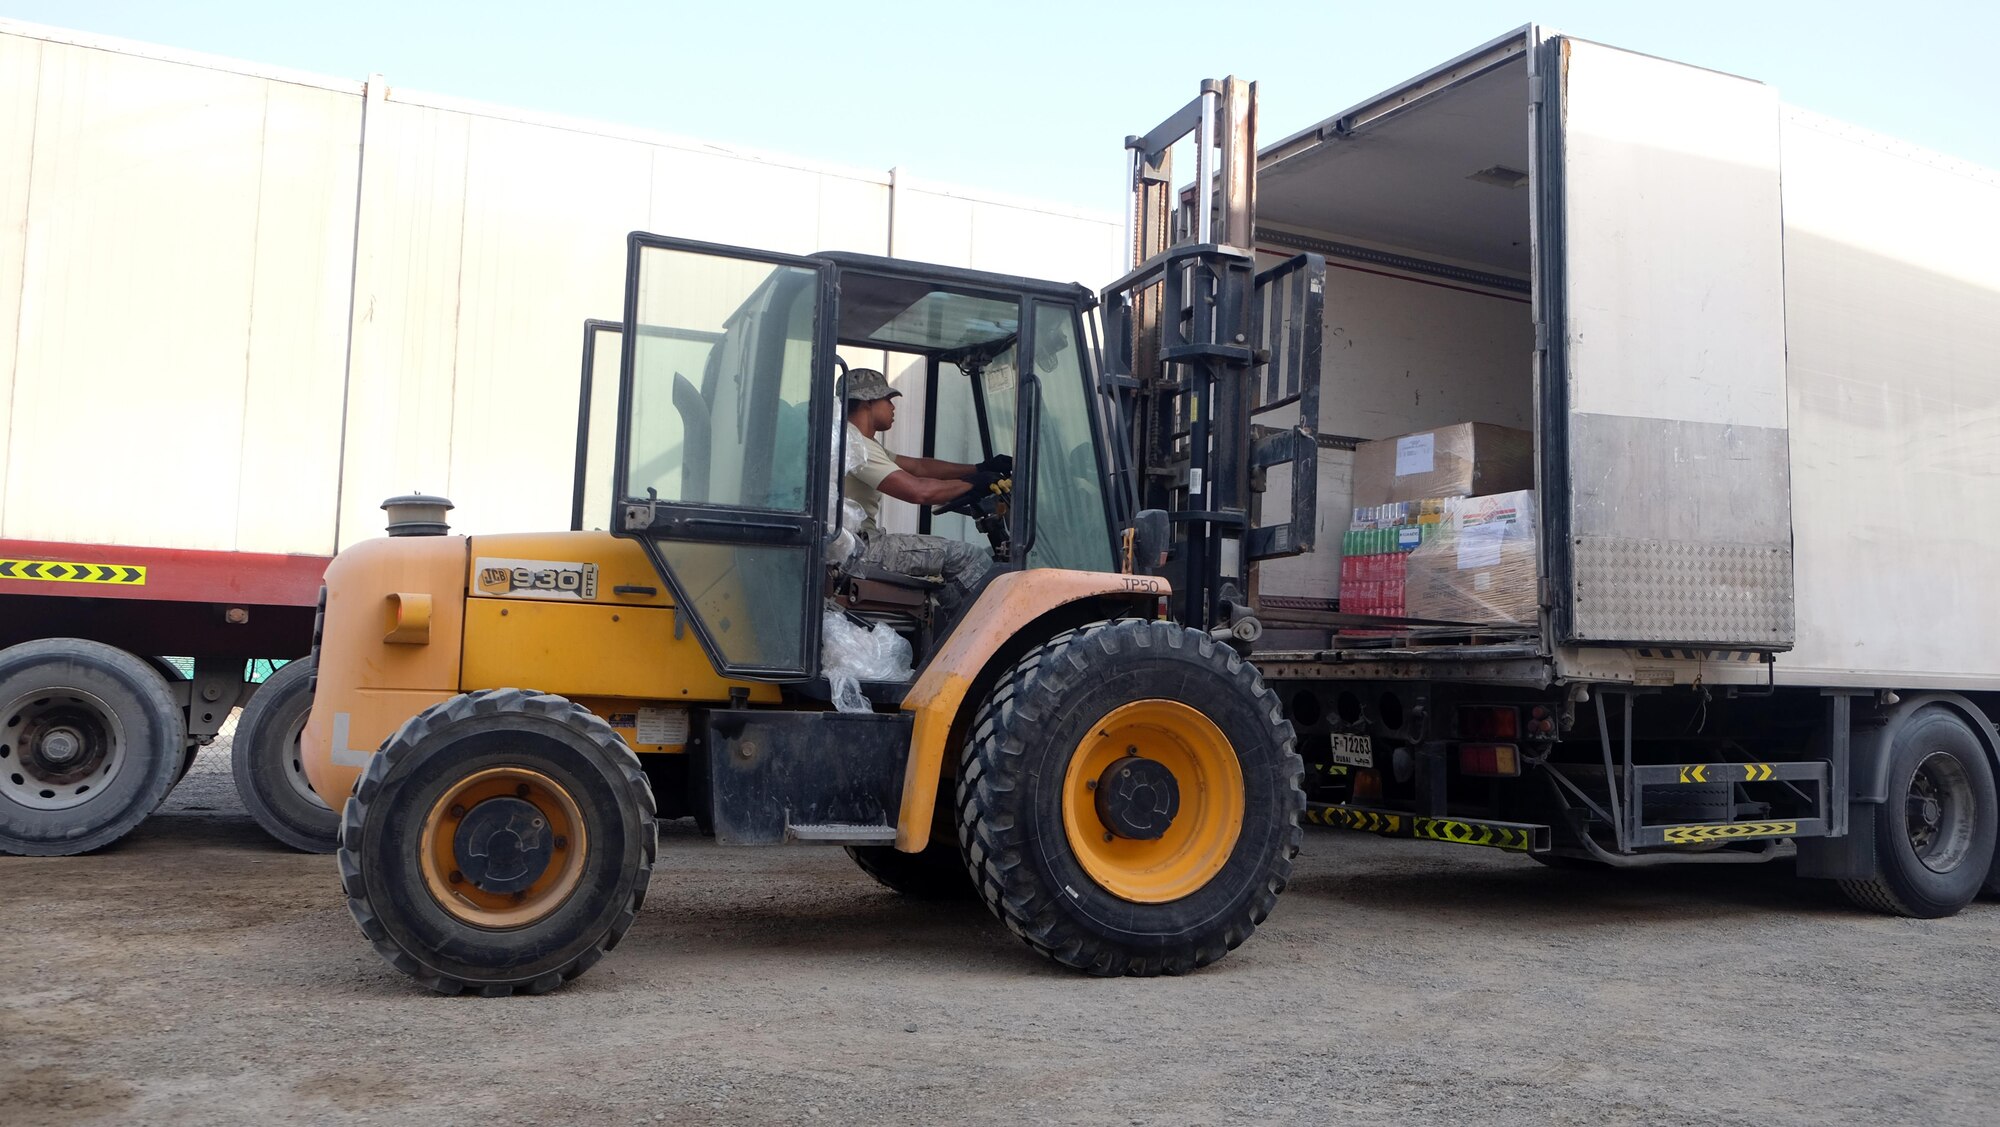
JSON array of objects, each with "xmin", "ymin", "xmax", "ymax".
[
  {"xmin": 957, "ymin": 618, "xmax": 1303, "ymax": 976},
  {"xmin": 339, "ymin": 689, "xmax": 657, "ymax": 995}
]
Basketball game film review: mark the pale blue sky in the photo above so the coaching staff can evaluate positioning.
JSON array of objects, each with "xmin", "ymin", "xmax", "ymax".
[{"xmin": 6, "ymin": 1, "xmax": 1995, "ymax": 213}]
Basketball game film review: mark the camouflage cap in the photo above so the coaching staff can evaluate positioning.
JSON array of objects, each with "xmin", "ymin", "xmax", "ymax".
[{"xmin": 841, "ymin": 368, "xmax": 901, "ymax": 402}]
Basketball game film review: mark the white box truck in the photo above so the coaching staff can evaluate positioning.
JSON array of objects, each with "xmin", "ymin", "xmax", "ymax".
[
  {"xmin": 0, "ymin": 19, "xmax": 1120, "ymax": 855},
  {"xmin": 1241, "ymin": 27, "xmax": 2000, "ymax": 917}
]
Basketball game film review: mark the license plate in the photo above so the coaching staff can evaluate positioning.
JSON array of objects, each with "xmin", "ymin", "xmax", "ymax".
[{"xmin": 1329, "ymin": 733, "xmax": 1375, "ymax": 768}]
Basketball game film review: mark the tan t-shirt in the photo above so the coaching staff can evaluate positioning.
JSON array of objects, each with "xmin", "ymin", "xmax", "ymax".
[{"xmin": 845, "ymin": 428, "xmax": 900, "ymax": 536}]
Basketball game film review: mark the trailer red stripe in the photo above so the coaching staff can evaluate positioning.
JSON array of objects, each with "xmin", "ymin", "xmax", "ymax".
[{"xmin": 0, "ymin": 540, "xmax": 330, "ymax": 606}]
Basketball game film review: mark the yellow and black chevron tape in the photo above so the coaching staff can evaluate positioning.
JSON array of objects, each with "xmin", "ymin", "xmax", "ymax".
[
  {"xmin": 0, "ymin": 558, "xmax": 147, "ymax": 586},
  {"xmin": 1661, "ymin": 821, "xmax": 1796, "ymax": 844},
  {"xmin": 1304, "ymin": 806, "xmax": 1404, "ymax": 834},
  {"xmin": 1676, "ymin": 763, "xmax": 1775, "ymax": 784},
  {"xmin": 1413, "ymin": 817, "xmax": 1532, "ymax": 852}
]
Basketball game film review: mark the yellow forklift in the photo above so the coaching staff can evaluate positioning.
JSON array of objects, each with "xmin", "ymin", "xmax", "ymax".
[{"xmin": 302, "ymin": 79, "xmax": 1328, "ymax": 993}]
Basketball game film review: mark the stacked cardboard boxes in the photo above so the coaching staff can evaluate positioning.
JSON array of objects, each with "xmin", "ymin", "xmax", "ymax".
[
  {"xmin": 1338, "ymin": 423, "xmax": 1538, "ymax": 631},
  {"xmin": 1404, "ymin": 490, "xmax": 1538, "ymax": 627}
]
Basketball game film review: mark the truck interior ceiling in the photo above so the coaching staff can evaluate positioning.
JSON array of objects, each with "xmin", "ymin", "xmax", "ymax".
[{"xmin": 1256, "ymin": 45, "xmax": 1536, "ymax": 504}]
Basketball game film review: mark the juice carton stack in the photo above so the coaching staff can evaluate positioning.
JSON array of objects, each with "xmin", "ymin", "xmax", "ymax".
[{"xmin": 1339, "ymin": 502, "xmax": 1446, "ymax": 618}]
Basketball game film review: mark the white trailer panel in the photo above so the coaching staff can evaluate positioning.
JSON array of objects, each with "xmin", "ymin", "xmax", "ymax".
[
  {"xmin": 0, "ymin": 33, "xmax": 42, "ymax": 521},
  {"xmin": 0, "ymin": 20, "xmax": 1122, "ymax": 560},
  {"xmin": 1776, "ymin": 110, "xmax": 2000, "ymax": 687},
  {"xmin": 1, "ymin": 38, "xmax": 360, "ymax": 554},
  {"xmin": 1547, "ymin": 38, "xmax": 1794, "ymax": 649}
]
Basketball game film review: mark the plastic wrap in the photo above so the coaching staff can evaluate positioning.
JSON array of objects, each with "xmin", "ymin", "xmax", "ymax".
[
  {"xmin": 821, "ymin": 607, "xmax": 914, "ymax": 713},
  {"xmin": 826, "ymin": 423, "xmax": 870, "ymax": 567},
  {"xmin": 1403, "ymin": 490, "xmax": 1538, "ymax": 627}
]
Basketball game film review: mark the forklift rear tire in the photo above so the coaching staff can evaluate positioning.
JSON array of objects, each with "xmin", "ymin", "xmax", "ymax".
[
  {"xmin": 1839, "ymin": 706, "xmax": 1997, "ymax": 918},
  {"xmin": 846, "ymin": 841, "xmax": 975, "ymax": 900},
  {"xmin": 957, "ymin": 619, "xmax": 1303, "ymax": 976},
  {"xmin": 232, "ymin": 658, "xmax": 338, "ymax": 853},
  {"xmin": 0, "ymin": 638, "xmax": 184, "ymax": 856},
  {"xmin": 339, "ymin": 689, "xmax": 657, "ymax": 995}
]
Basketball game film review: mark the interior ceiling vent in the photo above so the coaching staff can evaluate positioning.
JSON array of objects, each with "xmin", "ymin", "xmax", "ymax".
[{"xmin": 1467, "ymin": 165, "xmax": 1530, "ymax": 189}]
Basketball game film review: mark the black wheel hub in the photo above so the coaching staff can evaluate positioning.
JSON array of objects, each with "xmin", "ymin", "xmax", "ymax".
[
  {"xmin": 453, "ymin": 796, "xmax": 554, "ymax": 894},
  {"xmin": 21, "ymin": 708, "xmax": 112, "ymax": 786},
  {"xmin": 1914, "ymin": 795, "xmax": 1942, "ymax": 830},
  {"xmin": 1094, "ymin": 756, "xmax": 1180, "ymax": 841}
]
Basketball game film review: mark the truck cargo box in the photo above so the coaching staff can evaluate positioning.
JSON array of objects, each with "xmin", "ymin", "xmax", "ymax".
[{"xmin": 1252, "ymin": 27, "xmax": 2000, "ymax": 690}]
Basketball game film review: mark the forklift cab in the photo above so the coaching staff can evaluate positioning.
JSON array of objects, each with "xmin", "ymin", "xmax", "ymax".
[{"xmin": 603, "ymin": 234, "xmax": 1120, "ymax": 684}]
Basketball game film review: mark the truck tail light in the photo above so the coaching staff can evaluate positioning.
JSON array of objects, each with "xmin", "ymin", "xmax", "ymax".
[
  {"xmin": 1458, "ymin": 705, "xmax": 1519, "ymax": 740},
  {"xmin": 1351, "ymin": 768, "xmax": 1383, "ymax": 803},
  {"xmin": 1527, "ymin": 705, "xmax": 1557, "ymax": 738},
  {"xmin": 1459, "ymin": 743, "xmax": 1521, "ymax": 777}
]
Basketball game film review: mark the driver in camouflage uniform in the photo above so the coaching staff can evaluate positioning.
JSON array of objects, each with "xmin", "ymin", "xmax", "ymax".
[{"xmin": 841, "ymin": 368, "xmax": 1007, "ymax": 618}]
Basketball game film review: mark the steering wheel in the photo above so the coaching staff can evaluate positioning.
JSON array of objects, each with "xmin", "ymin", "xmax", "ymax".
[
  {"xmin": 934, "ymin": 476, "xmax": 1007, "ymax": 519},
  {"xmin": 931, "ymin": 476, "xmax": 1012, "ymax": 553}
]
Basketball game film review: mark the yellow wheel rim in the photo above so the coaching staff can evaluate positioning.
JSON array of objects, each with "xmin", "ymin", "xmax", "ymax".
[
  {"xmin": 1061, "ymin": 699, "xmax": 1245, "ymax": 904},
  {"xmin": 419, "ymin": 767, "xmax": 588, "ymax": 930}
]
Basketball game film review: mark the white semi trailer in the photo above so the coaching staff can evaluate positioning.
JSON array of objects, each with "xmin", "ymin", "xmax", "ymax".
[
  {"xmin": 0, "ymin": 19, "xmax": 1120, "ymax": 856},
  {"xmin": 1238, "ymin": 28, "xmax": 2000, "ymax": 917}
]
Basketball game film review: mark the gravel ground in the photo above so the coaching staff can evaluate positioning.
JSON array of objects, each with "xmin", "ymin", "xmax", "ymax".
[{"xmin": 4, "ymin": 730, "xmax": 1998, "ymax": 1126}]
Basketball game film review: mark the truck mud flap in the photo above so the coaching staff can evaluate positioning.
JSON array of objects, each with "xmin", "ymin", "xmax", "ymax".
[{"xmin": 697, "ymin": 710, "xmax": 911, "ymax": 845}]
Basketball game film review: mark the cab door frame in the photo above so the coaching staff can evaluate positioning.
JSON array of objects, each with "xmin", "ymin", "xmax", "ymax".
[{"xmin": 611, "ymin": 233, "xmax": 838, "ymax": 682}]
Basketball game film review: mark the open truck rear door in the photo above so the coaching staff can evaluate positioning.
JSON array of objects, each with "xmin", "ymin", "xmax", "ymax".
[{"xmin": 1535, "ymin": 35, "xmax": 1795, "ymax": 650}]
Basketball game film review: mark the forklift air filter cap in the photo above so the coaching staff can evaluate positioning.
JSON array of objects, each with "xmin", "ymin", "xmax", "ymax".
[{"xmin": 382, "ymin": 494, "xmax": 454, "ymax": 537}]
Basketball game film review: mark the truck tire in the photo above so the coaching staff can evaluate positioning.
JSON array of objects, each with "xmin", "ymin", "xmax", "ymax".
[
  {"xmin": 846, "ymin": 841, "xmax": 974, "ymax": 900},
  {"xmin": 232, "ymin": 658, "xmax": 338, "ymax": 853},
  {"xmin": 956, "ymin": 619, "xmax": 1304, "ymax": 976},
  {"xmin": 0, "ymin": 638, "xmax": 184, "ymax": 855},
  {"xmin": 1839, "ymin": 706, "xmax": 1998, "ymax": 918},
  {"xmin": 144, "ymin": 657, "xmax": 202, "ymax": 787},
  {"xmin": 339, "ymin": 689, "xmax": 657, "ymax": 995}
]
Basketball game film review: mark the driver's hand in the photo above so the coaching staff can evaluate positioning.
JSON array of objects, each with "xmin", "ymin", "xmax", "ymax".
[
  {"xmin": 964, "ymin": 470, "xmax": 1007, "ymax": 494},
  {"xmin": 975, "ymin": 454, "xmax": 1014, "ymax": 475}
]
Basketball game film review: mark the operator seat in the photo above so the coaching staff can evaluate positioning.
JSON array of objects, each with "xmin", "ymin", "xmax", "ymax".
[{"xmin": 831, "ymin": 559, "xmax": 941, "ymax": 635}]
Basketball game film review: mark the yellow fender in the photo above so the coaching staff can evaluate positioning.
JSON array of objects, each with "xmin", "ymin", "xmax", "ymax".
[{"xmin": 894, "ymin": 569, "xmax": 1168, "ymax": 850}]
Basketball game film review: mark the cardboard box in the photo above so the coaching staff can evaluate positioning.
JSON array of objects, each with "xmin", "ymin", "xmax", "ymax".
[
  {"xmin": 1404, "ymin": 489, "xmax": 1539, "ymax": 627},
  {"xmin": 1350, "ymin": 423, "xmax": 1533, "ymax": 507}
]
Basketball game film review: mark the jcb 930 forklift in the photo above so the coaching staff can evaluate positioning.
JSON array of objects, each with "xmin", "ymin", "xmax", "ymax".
[{"xmin": 302, "ymin": 79, "xmax": 1328, "ymax": 993}]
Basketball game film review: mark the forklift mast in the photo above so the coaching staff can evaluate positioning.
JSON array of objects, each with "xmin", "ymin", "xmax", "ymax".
[{"xmin": 1101, "ymin": 78, "xmax": 1326, "ymax": 642}]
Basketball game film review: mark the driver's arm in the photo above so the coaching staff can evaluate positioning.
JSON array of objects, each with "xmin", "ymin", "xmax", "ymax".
[
  {"xmin": 876, "ymin": 470, "xmax": 973, "ymax": 507},
  {"xmin": 891, "ymin": 454, "xmax": 979, "ymax": 481}
]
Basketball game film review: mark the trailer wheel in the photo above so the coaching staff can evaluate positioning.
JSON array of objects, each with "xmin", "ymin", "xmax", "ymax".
[
  {"xmin": 144, "ymin": 657, "xmax": 202, "ymax": 787},
  {"xmin": 232, "ymin": 658, "xmax": 338, "ymax": 853},
  {"xmin": 340, "ymin": 689, "xmax": 656, "ymax": 996},
  {"xmin": 0, "ymin": 639, "xmax": 184, "ymax": 856},
  {"xmin": 1839, "ymin": 707, "xmax": 1997, "ymax": 918},
  {"xmin": 846, "ymin": 841, "xmax": 974, "ymax": 900},
  {"xmin": 957, "ymin": 619, "xmax": 1304, "ymax": 976}
]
